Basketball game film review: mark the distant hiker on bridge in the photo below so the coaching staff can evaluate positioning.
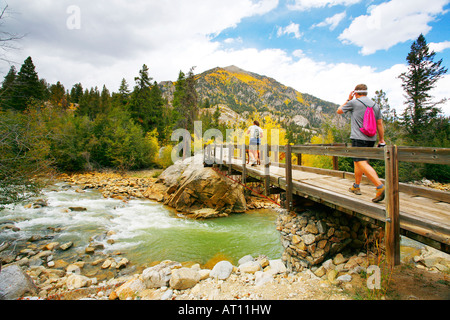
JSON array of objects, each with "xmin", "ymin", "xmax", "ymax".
[
  {"xmin": 247, "ymin": 120, "xmax": 263, "ymax": 166},
  {"xmin": 337, "ymin": 84, "xmax": 386, "ymax": 203}
]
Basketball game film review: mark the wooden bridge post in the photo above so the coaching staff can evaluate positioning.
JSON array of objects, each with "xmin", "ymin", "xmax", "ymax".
[
  {"xmin": 295, "ymin": 153, "xmax": 302, "ymax": 166},
  {"xmin": 385, "ymin": 145, "xmax": 400, "ymax": 268},
  {"xmin": 332, "ymin": 156, "xmax": 339, "ymax": 171},
  {"xmin": 285, "ymin": 144, "xmax": 293, "ymax": 211},
  {"xmin": 219, "ymin": 144, "xmax": 223, "ymax": 169},
  {"xmin": 241, "ymin": 143, "xmax": 246, "ymax": 185},
  {"xmin": 228, "ymin": 143, "xmax": 233, "ymax": 175},
  {"xmin": 263, "ymin": 143, "xmax": 270, "ymax": 196}
]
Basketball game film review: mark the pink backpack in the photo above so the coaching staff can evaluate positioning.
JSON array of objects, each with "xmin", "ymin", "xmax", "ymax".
[{"xmin": 357, "ymin": 99, "xmax": 377, "ymax": 137}]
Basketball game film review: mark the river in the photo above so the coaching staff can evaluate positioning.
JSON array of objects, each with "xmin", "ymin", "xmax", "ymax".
[{"xmin": 0, "ymin": 182, "xmax": 283, "ymax": 268}]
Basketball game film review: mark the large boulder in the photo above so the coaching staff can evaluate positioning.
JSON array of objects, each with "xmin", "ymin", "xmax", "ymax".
[
  {"xmin": 169, "ymin": 267, "xmax": 200, "ymax": 290},
  {"xmin": 140, "ymin": 260, "xmax": 181, "ymax": 289},
  {"xmin": 158, "ymin": 154, "xmax": 246, "ymax": 218},
  {"xmin": 0, "ymin": 265, "xmax": 38, "ymax": 300}
]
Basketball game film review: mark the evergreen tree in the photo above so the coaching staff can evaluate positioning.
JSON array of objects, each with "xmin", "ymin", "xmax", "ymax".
[
  {"xmin": 172, "ymin": 67, "xmax": 198, "ymax": 131},
  {"xmin": 0, "ymin": 65, "xmax": 17, "ymax": 110},
  {"xmin": 148, "ymin": 81, "xmax": 165, "ymax": 139},
  {"xmin": 49, "ymin": 81, "xmax": 67, "ymax": 108},
  {"xmin": 184, "ymin": 67, "xmax": 198, "ymax": 131},
  {"xmin": 129, "ymin": 65, "xmax": 152, "ymax": 131},
  {"xmin": 373, "ymin": 89, "xmax": 397, "ymax": 123},
  {"xmin": 77, "ymin": 87, "xmax": 100, "ymax": 119},
  {"xmin": 172, "ymin": 70, "xmax": 186, "ymax": 129},
  {"xmin": 100, "ymin": 85, "xmax": 111, "ymax": 114},
  {"xmin": 398, "ymin": 34, "xmax": 448, "ymax": 142},
  {"xmin": 129, "ymin": 64, "xmax": 163, "ymax": 134},
  {"xmin": 69, "ymin": 83, "xmax": 83, "ymax": 104},
  {"xmin": 117, "ymin": 78, "xmax": 130, "ymax": 106},
  {"xmin": 14, "ymin": 56, "xmax": 44, "ymax": 111}
]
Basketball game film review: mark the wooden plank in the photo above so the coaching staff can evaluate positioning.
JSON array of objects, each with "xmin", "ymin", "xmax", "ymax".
[
  {"xmin": 241, "ymin": 144, "xmax": 246, "ymax": 185},
  {"xmin": 285, "ymin": 144, "xmax": 293, "ymax": 211},
  {"xmin": 399, "ymin": 214, "xmax": 450, "ymax": 248},
  {"xmin": 287, "ymin": 179, "xmax": 386, "ymax": 221},
  {"xmin": 400, "ymin": 227, "xmax": 449, "ymax": 253},
  {"xmin": 290, "ymin": 145, "xmax": 385, "ymax": 160},
  {"xmin": 398, "ymin": 147, "xmax": 450, "ymax": 165},
  {"xmin": 385, "ymin": 145, "xmax": 401, "ymax": 268},
  {"xmin": 399, "ymin": 195, "xmax": 450, "ymax": 218},
  {"xmin": 273, "ymin": 160, "xmax": 449, "ymax": 203},
  {"xmin": 398, "ymin": 184, "xmax": 450, "ymax": 203},
  {"xmin": 281, "ymin": 145, "xmax": 450, "ymax": 165}
]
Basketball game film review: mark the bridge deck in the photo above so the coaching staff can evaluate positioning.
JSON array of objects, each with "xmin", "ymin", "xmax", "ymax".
[{"xmin": 222, "ymin": 159, "xmax": 450, "ymax": 253}]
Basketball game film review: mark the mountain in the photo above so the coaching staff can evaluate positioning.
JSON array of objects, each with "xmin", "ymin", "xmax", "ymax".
[{"xmin": 159, "ymin": 65, "xmax": 340, "ymax": 129}]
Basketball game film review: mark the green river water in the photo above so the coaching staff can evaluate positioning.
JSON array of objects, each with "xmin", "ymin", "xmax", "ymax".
[{"xmin": 0, "ymin": 183, "xmax": 283, "ymax": 267}]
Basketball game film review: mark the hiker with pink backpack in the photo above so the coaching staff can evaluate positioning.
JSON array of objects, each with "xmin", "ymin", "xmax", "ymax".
[{"xmin": 337, "ymin": 84, "xmax": 386, "ymax": 203}]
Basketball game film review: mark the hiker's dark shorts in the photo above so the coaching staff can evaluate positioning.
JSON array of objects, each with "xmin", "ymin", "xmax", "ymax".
[{"xmin": 351, "ymin": 139, "xmax": 375, "ymax": 162}]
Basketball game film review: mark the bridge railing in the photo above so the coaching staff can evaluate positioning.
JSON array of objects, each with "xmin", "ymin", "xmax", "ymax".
[{"xmin": 205, "ymin": 143, "xmax": 450, "ymax": 268}]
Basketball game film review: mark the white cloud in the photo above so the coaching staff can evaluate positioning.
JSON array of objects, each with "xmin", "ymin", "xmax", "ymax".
[
  {"xmin": 192, "ymin": 45, "xmax": 450, "ymax": 116},
  {"xmin": 2, "ymin": 0, "xmax": 279, "ymax": 88},
  {"xmin": 224, "ymin": 37, "xmax": 243, "ymax": 44},
  {"xmin": 429, "ymin": 41, "xmax": 450, "ymax": 53},
  {"xmin": 2, "ymin": 0, "xmax": 448, "ymax": 117},
  {"xmin": 288, "ymin": 0, "xmax": 360, "ymax": 10},
  {"xmin": 277, "ymin": 22, "xmax": 303, "ymax": 39},
  {"xmin": 339, "ymin": 0, "xmax": 450, "ymax": 55},
  {"xmin": 312, "ymin": 11, "xmax": 346, "ymax": 30}
]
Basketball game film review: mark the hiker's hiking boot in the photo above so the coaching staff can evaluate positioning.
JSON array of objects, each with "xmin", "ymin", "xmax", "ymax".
[
  {"xmin": 349, "ymin": 185, "xmax": 362, "ymax": 195},
  {"xmin": 372, "ymin": 185, "xmax": 385, "ymax": 203}
]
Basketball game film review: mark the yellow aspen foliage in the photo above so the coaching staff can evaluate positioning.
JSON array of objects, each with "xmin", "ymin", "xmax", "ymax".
[
  {"xmin": 145, "ymin": 129, "xmax": 161, "ymax": 164},
  {"xmin": 302, "ymin": 130, "xmax": 334, "ymax": 169}
]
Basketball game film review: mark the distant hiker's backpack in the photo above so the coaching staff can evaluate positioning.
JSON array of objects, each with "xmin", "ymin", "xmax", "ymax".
[
  {"xmin": 253, "ymin": 126, "xmax": 260, "ymax": 139},
  {"xmin": 357, "ymin": 99, "xmax": 377, "ymax": 137}
]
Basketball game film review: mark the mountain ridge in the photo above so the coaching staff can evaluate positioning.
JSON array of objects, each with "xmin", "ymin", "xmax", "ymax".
[{"xmin": 159, "ymin": 65, "xmax": 339, "ymax": 129}]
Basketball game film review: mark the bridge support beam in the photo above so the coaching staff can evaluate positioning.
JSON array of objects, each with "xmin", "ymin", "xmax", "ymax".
[
  {"xmin": 385, "ymin": 145, "xmax": 400, "ymax": 268},
  {"xmin": 285, "ymin": 144, "xmax": 293, "ymax": 211}
]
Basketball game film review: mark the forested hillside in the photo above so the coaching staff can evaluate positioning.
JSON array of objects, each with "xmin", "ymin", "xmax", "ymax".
[{"xmin": 160, "ymin": 65, "xmax": 340, "ymax": 129}]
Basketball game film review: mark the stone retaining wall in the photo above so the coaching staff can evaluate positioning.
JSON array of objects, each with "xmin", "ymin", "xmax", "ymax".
[{"xmin": 276, "ymin": 206, "xmax": 384, "ymax": 272}]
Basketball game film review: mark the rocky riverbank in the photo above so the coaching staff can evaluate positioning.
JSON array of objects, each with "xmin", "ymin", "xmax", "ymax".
[{"xmin": 1, "ymin": 229, "xmax": 449, "ymax": 300}]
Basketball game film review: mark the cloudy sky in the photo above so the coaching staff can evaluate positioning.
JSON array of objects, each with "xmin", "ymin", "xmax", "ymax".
[{"xmin": 2, "ymin": 0, "xmax": 450, "ymax": 115}]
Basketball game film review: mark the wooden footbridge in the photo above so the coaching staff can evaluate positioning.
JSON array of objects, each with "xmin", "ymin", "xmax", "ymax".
[{"xmin": 203, "ymin": 143, "xmax": 450, "ymax": 268}]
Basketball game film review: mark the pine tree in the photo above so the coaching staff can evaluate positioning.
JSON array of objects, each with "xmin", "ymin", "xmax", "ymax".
[
  {"xmin": 14, "ymin": 56, "xmax": 44, "ymax": 111},
  {"xmin": 398, "ymin": 34, "xmax": 448, "ymax": 141},
  {"xmin": 172, "ymin": 68, "xmax": 198, "ymax": 131},
  {"xmin": 129, "ymin": 64, "xmax": 163, "ymax": 134},
  {"xmin": 148, "ymin": 81, "xmax": 165, "ymax": 139},
  {"xmin": 69, "ymin": 83, "xmax": 83, "ymax": 104},
  {"xmin": 100, "ymin": 85, "xmax": 111, "ymax": 114},
  {"xmin": 184, "ymin": 67, "xmax": 198, "ymax": 131},
  {"xmin": 77, "ymin": 87, "xmax": 100, "ymax": 119},
  {"xmin": 117, "ymin": 78, "xmax": 130, "ymax": 106},
  {"xmin": 172, "ymin": 70, "xmax": 186, "ymax": 125},
  {"xmin": 0, "ymin": 65, "xmax": 17, "ymax": 110}
]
